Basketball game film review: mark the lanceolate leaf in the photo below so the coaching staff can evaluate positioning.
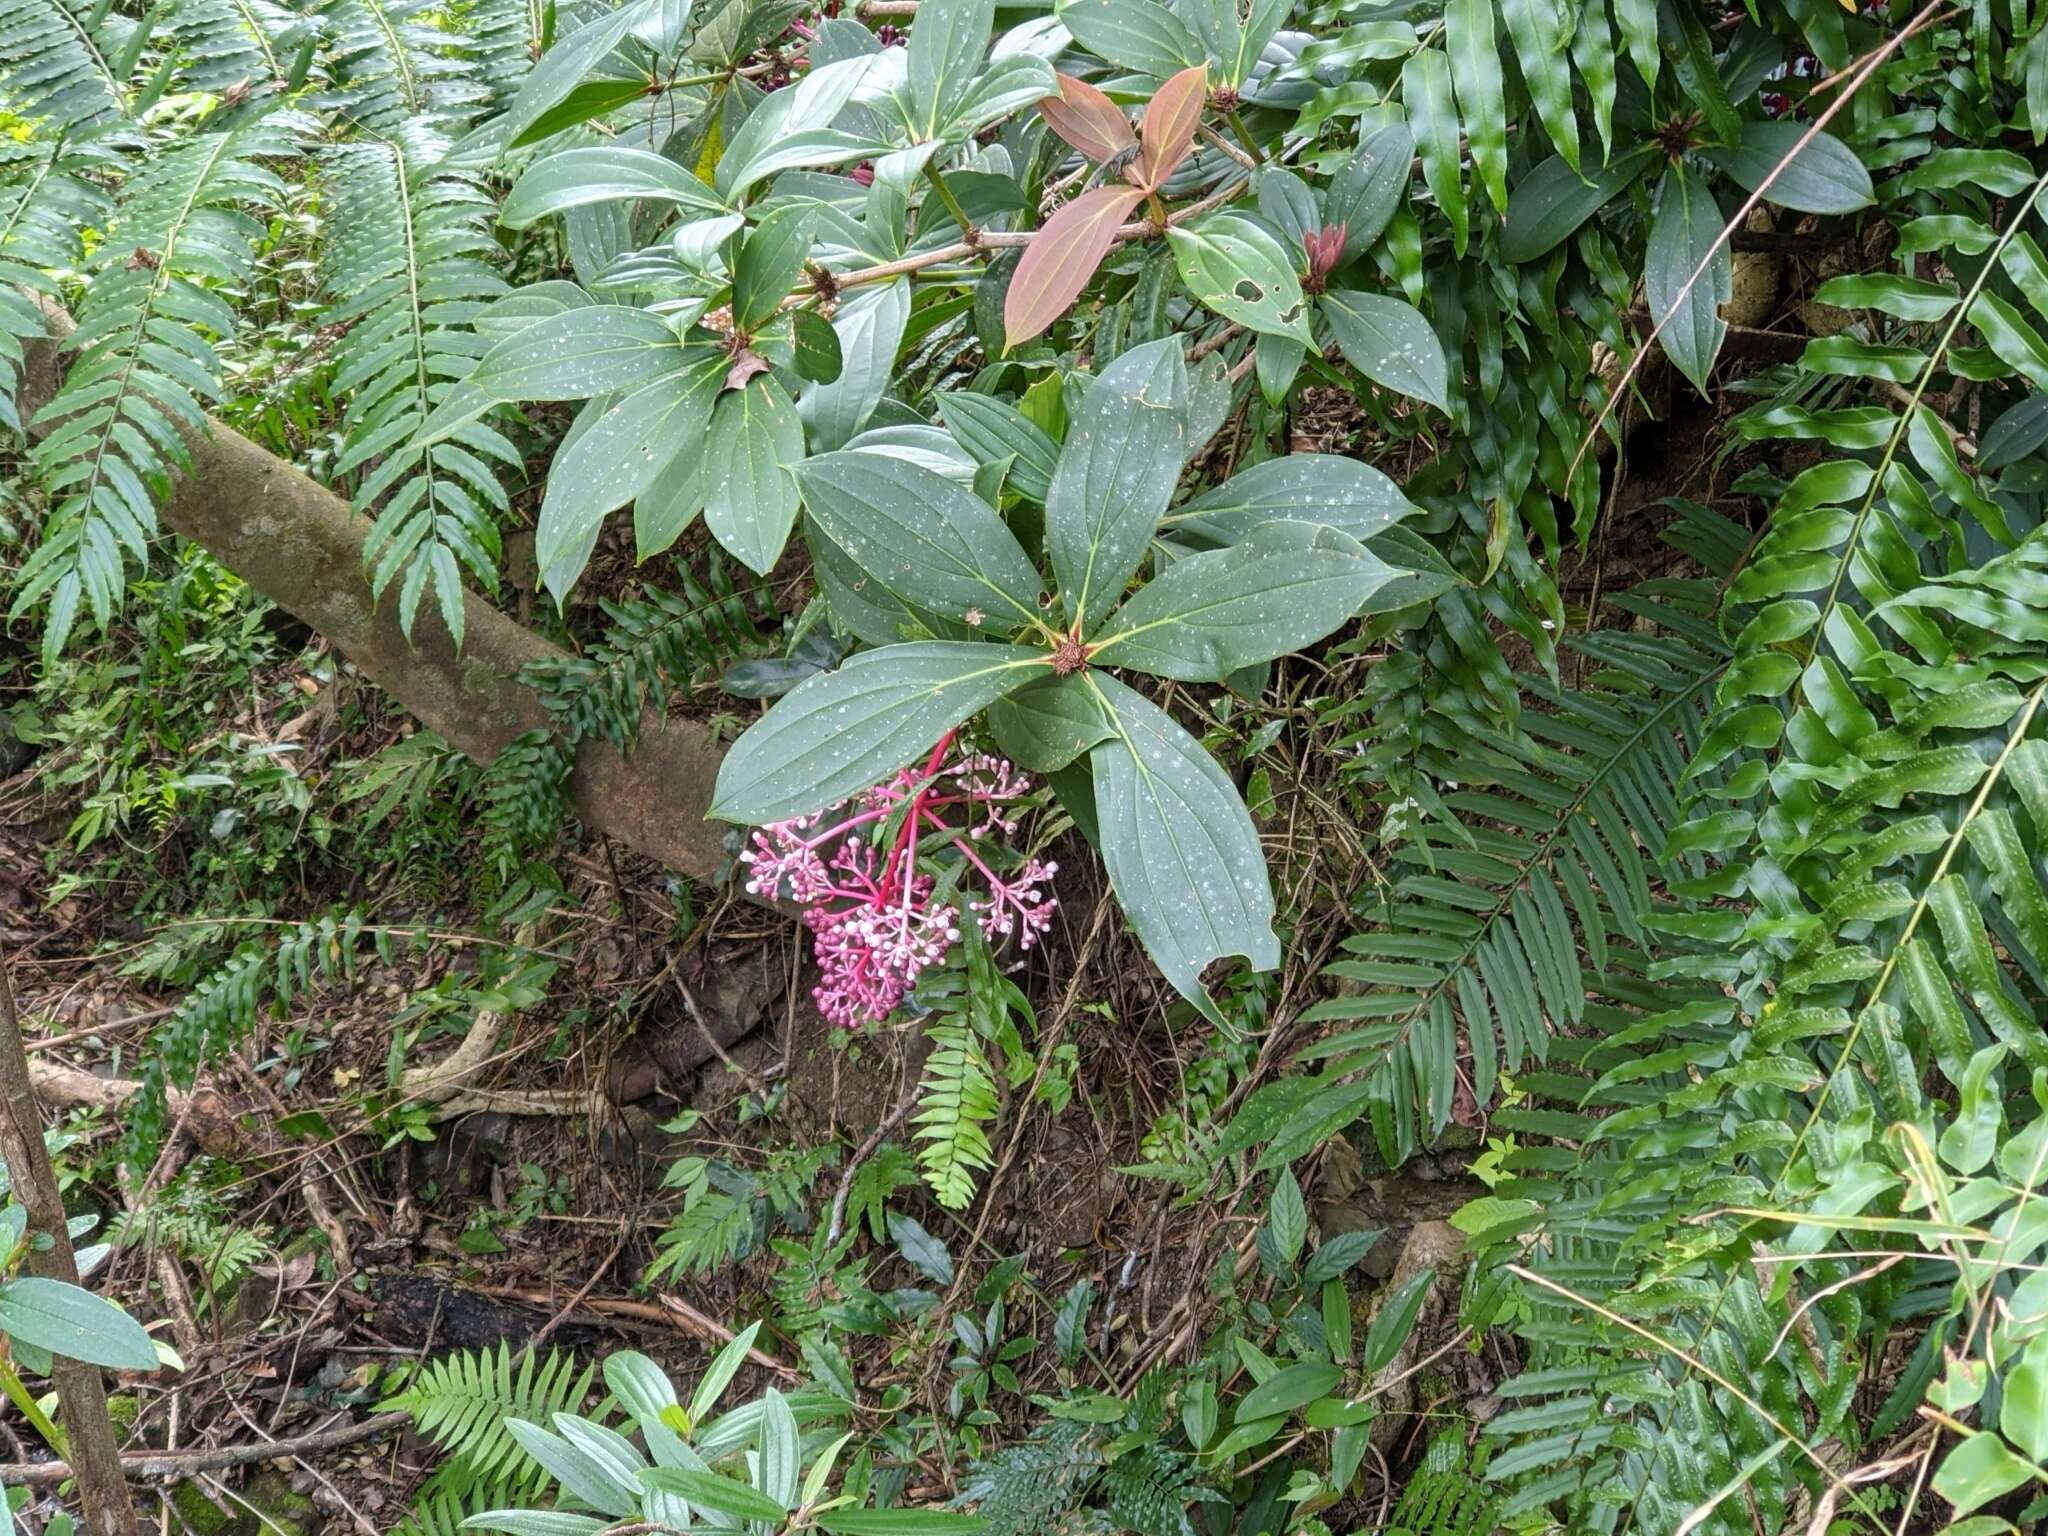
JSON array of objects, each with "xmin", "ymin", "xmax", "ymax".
[
  {"xmin": 1645, "ymin": 161, "xmax": 1730, "ymax": 393},
  {"xmin": 470, "ymin": 306, "xmax": 690, "ymax": 401},
  {"xmin": 1164, "ymin": 453, "xmax": 1421, "ymax": 545},
  {"xmin": 500, "ymin": 146, "xmax": 726, "ymax": 228},
  {"xmin": 1046, "ymin": 336, "xmax": 1190, "ymax": 631},
  {"xmin": 1167, "ymin": 212, "xmax": 1312, "ymax": 342},
  {"xmin": 1004, "ymin": 184, "xmax": 1147, "ymax": 347},
  {"xmin": 1322, "ymin": 288, "xmax": 1451, "ymax": 411},
  {"xmin": 710, "ymin": 643, "xmax": 1052, "ymax": 823},
  {"xmin": 703, "ymin": 374, "xmax": 803, "ymax": 575},
  {"xmin": 1501, "ymin": 149, "xmax": 1650, "ymax": 264},
  {"xmin": 1091, "ymin": 521, "xmax": 1393, "ymax": 680},
  {"xmin": 988, "ymin": 671, "xmax": 1114, "ymax": 772},
  {"xmin": 0, "ymin": 1277, "xmax": 158, "ymax": 1370},
  {"xmin": 1039, "ymin": 72, "xmax": 1136, "ymax": 164},
  {"xmin": 1326, "ymin": 123, "xmax": 1414, "ymax": 254},
  {"xmin": 1403, "ymin": 49, "xmax": 1467, "ymax": 257},
  {"xmin": 1445, "ymin": 0, "xmax": 1508, "ymax": 215},
  {"xmin": 536, "ymin": 354, "xmax": 725, "ymax": 603},
  {"xmin": 501, "ymin": 0, "xmax": 657, "ymax": 147},
  {"xmin": 1714, "ymin": 121, "xmax": 1875, "ymax": 214},
  {"xmin": 1502, "ymin": 0, "xmax": 1576, "ymax": 172},
  {"xmin": 1138, "ymin": 63, "xmax": 1207, "ymax": 187},
  {"xmin": 792, "ymin": 452, "xmax": 1045, "ymax": 631},
  {"xmin": 1088, "ymin": 673, "xmax": 1279, "ymax": 1023},
  {"xmin": 1054, "ymin": 0, "xmax": 1204, "ymax": 78},
  {"xmin": 907, "ymin": 0, "xmax": 997, "ymax": 138}
]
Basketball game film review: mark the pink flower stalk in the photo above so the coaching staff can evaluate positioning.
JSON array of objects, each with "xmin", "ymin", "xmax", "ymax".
[{"xmin": 740, "ymin": 734, "xmax": 1058, "ymax": 1029}]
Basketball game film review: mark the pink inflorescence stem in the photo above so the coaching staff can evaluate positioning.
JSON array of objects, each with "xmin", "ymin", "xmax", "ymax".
[{"xmin": 740, "ymin": 733, "xmax": 1057, "ymax": 1029}]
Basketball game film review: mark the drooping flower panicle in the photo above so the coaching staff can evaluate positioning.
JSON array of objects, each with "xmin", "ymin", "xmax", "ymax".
[{"xmin": 739, "ymin": 734, "xmax": 1057, "ymax": 1029}]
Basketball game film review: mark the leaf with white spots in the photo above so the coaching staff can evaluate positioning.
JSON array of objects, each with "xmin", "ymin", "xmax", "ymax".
[
  {"xmin": 1092, "ymin": 521, "xmax": 1393, "ymax": 681},
  {"xmin": 1163, "ymin": 454, "xmax": 1421, "ymax": 545},
  {"xmin": 1089, "ymin": 673, "xmax": 1279, "ymax": 1024},
  {"xmin": 536, "ymin": 353, "xmax": 726, "ymax": 605},
  {"xmin": 1167, "ymin": 212, "xmax": 1313, "ymax": 343},
  {"xmin": 791, "ymin": 452, "xmax": 1045, "ymax": 635},
  {"xmin": 1046, "ymin": 337, "xmax": 1190, "ymax": 633},
  {"xmin": 470, "ymin": 306, "xmax": 691, "ymax": 403},
  {"xmin": 704, "ymin": 375, "xmax": 804, "ymax": 575},
  {"xmin": 711, "ymin": 642, "xmax": 1053, "ymax": 824},
  {"xmin": 1321, "ymin": 288, "xmax": 1450, "ymax": 411}
]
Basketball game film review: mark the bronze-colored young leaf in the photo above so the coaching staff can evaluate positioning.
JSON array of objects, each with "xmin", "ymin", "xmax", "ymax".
[
  {"xmin": 1138, "ymin": 63, "xmax": 1207, "ymax": 190},
  {"xmin": 1039, "ymin": 73, "xmax": 1136, "ymax": 165},
  {"xmin": 1003, "ymin": 184, "xmax": 1147, "ymax": 347}
]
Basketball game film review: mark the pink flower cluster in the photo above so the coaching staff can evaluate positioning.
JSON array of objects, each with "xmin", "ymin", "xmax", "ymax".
[{"xmin": 741, "ymin": 734, "xmax": 1058, "ymax": 1029}]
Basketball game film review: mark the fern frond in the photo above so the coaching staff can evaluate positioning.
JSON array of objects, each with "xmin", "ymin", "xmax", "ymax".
[
  {"xmin": 163, "ymin": 0, "xmax": 316, "ymax": 108},
  {"xmin": 466, "ymin": 0, "xmax": 544, "ymax": 112},
  {"xmin": 521, "ymin": 560, "xmax": 772, "ymax": 753},
  {"xmin": 387, "ymin": 1342, "xmax": 595, "ymax": 1499},
  {"xmin": 321, "ymin": 0, "xmax": 489, "ymax": 134},
  {"xmin": 13, "ymin": 115, "xmax": 289, "ymax": 663},
  {"xmin": 911, "ymin": 1020, "xmax": 998, "ymax": 1211},
  {"xmin": 126, "ymin": 909, "xmax": 386, "ymax": 1164},
  {"xmin": 1299, "ymin": 613, "xmax": 1731, "ymax": 1166},
  {"xmin": 320, "ymin": 125, "xmax": 511, "ymax": 644},
  {"xmin": 0, "ymin": 137, "xmax": 111, "ymax": 430},
  {"xmin": 0, "ymin": 0, "xmax": 137, "ymax": 130}
]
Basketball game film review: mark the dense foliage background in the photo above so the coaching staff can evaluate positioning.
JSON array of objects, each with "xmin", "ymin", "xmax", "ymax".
[{"xmin": 3, "ymin": 0, "xmax": 2048, "ymax": 1531}]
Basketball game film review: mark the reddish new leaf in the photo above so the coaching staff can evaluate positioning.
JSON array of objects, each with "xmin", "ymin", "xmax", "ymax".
[
  {"xmin": 1138, "ymin": 64, "xmax": 1208, "ymax": 190},
  {"xmin": 1039, "ymin": 74, "xmax": 1137, "ymax": 166},
  {"xmin": 1004, "ymin": 184, "xmax": 1148, "ymax": 347}
]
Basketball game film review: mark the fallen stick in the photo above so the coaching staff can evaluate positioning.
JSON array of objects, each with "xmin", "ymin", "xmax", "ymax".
[{"xmin": 0, "ymin": 1411, "xmax": 411, "ymax": 1487}]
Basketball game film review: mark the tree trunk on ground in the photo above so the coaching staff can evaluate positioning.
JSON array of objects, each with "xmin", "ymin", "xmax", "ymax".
[
  {"xmin": 0, "ymin": 946, "xmax": 139, "ymax": 1536},
  {"xmin": 18, "ymin": 307, "xmax": 736, "ymax": 887}
]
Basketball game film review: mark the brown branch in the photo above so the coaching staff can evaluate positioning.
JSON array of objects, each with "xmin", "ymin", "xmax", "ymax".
[
  {"xmin": 17, "ymin": 306, "xmax": 738, "ymax": 890},
  {"xmin": 0, "ymin": 1412, "xmax": 410, "ymax": 1487},
  {"xmin": 0, "ymin": 944, "xmax": 137, "ymax": 1536}
]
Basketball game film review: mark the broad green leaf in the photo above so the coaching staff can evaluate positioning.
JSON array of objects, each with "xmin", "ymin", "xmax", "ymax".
[
  {"xmin": 1003, "ymin": 185, "xmax": 1147, "ymax": 347},
  {"xmin": 704, "ymin": 375, "xmax": 803, "ymax": 575},
  {"xmin": 987, "ymin": 672, "xmax": 1114, "ymax": 772},
  {"xmin": 463, "ymin": 1512, "xmax": 609, "ymax": 1536},
  {"xmin": 1502, "ymin": 0, "xmax": 1576, "ymax": 171},
  {"xmin": 1645, "ymin": 162, "xmax": 1728, "ymax": 393},
  {"xmin": 938, "ymin": 393, "xmax": 1062, "ymax": 503},
  {"xmin": 501, "ymin": 147, "xmax": 725, "ymax": 228},
  {"xmin": 1165, "ymin": 453, "xmax": 1420, "ymax": 544},
  {"xmin": 1088, "ymin": 674, "xmax": 1279, "ymax": 1023},
  {"xmin": 1055, "ymin": 0, "xmax": 1203, "ymax": 77},
  {"xmin": 1236, "ymin": 1361, "xmax": 1340, "ymax": 1421},
  {"xmin": 471, "ymin": 306, "xmax": 688, "ymax": 402},
  {"xmin": 816, "ymin": 1514, "xmax": 988, "ymax": 1535},
  {"xmin": 802, "ymin": 279, "xmax": 910, "ymax": 450},
  {"xmin": 1971, "ymin": 291, "xmax": 2048, "ymax": 391},
  {"xmin": 1501, "ymin": 149, "xmax": 1650, "ymax": 263},
  {"xmin": 1813, "ymin": 272, "xmax": 1959, "ymax": 322},
  {"xmin": 793, "ymin": 309, "xmax": 845, "ymax": 383},
  {"xmin": 1167, "ymin": 212, "xmax": 1312, "ymax": 342},
  {"xmin": 536, "ymin": 357, "xmax": 724, "ymax": 604},
  {"xmin": 757, "ymin": 1389, "xmax": 799, "ymax": 1510},
  {"xmin": 1932, "ymin": 1434, "xmax": 2042, "ymax": 1515},
  {"xmin": 1714, "ymin": 121, "xmax": 1874, "ymax": 214},
  {"xmin": 1322, "ymin": 288, "xmax": 1450, "ymax": 411},
  {"xmin": 791, "ymin": 452, "xmax": 1045, "ymax": 631},
  {"xmin": 1047, "ymin": 337, "xmax": 1190, "ymax": 631},
  {"xmin": 1092, "ymin": 521, "xmax": 1391, "ymax": 681},
  {"xmin": 504, "ymin": 1421, "xmax": 639, "ymax": 1516},
  {"xmin": 908, "ymin": 0, "xmax": 996, "ymax": 139},
  {"xmin": 688, "ymin": 1321, "xmax": 762, "ymax": 1423},
  {"xmin": 711, "ymin": 642, "xmax": 1051, "ymax": 822},
  {"xmin": 2006, "ymin": 1335, "xmax": 2048, "ymax": 1464},
  {"xmin": 734, "ymin": 205, "xmax": 817, "ymax": 331},
  {"xmin": 1268, "ymin": 1170, "xmax": 1306, "ymax": 1263},
  {"xmin": 1326, "ymin": 123, "xmax": 1413, "ymax": 254},
  {"xmin": 1445, "ymin": 0, "xmax": 1507, "ymax": 215},
  {"xmin": 501, "ymin": 0, "xmax": 658, "ymax": 148},
  {"xmin": 1363, "ymin": 1267, "xmax": 1437, "ymax": 1372},
  {"xmin": 639, "ymin": 1467, "xmax": 788, "ymax": 1523},
  {"xmin": 0, "ymin": 1277, "xmax": 157, "ymax": 1369}
]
